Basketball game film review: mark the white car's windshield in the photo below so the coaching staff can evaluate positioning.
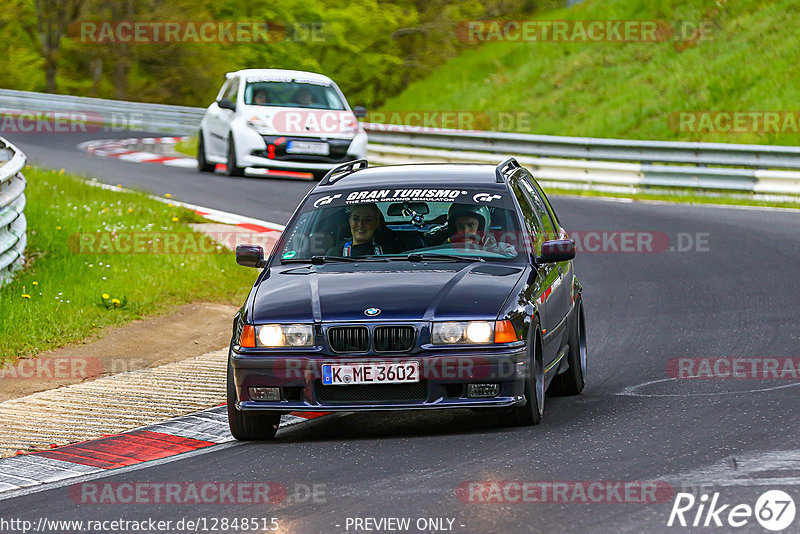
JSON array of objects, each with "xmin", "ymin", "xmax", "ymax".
[{"xmin": 244, "ymin": 81, "xmax": 346, "ymax": 110}]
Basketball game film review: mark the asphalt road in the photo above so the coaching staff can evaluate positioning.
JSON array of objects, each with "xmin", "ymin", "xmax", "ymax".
[{"xmin": 2, "ymin": 130, "xmax": 799, "ymax": 533}]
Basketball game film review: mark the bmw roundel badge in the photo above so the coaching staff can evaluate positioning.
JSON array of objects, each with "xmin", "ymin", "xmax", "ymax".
[{"xmin": 364, "ymin": 307, "xmax": 381, "ymax": 316}]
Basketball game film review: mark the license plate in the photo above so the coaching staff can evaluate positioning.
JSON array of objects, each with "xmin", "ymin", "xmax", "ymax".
[
  {"xmin": 322, "ymin": 361, "xmax": 420, "ymax": 385},
  {"xmin": 286, "ymin": 141, "xmax": 330, "ymax": 155}
]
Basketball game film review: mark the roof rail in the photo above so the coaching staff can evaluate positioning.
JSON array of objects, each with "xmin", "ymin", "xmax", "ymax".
[
  {"xmin": 319, "ymin": 159, "xmax": 369, "ymax": 186},
  {"xmin": 495, "ymin": 157, "xmax": 521, "ymax": 183}
]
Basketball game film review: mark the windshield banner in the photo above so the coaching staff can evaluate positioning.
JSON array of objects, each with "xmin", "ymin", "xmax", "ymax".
[{"xmin": 310, "ymin": 189, "xmax": 509, "ymax": 209}]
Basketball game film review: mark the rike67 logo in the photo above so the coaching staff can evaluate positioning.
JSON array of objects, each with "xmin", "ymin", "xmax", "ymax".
[{"xmin": 668, "ymin": 490, "xmax": 796, "ymax": 531}]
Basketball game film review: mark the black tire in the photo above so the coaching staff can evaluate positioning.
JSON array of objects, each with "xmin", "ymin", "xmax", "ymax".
[
  {"xmin": 225, "ymin": 136, "xmax": 245, "ymax": 177},
  {"xmin": 507, "ymin": 321, "xmax": 544, "ymax": 426},
  {"xmin": 197, "ymin": 132, "xmax": 215, "ymax": 172},
  {"xmin": 548, "ymin": 300, "xmax": 587, "ymax": 396},
  {"xmin": 227, "ymin": 360, "xmax": 280, "ymax": 441}
]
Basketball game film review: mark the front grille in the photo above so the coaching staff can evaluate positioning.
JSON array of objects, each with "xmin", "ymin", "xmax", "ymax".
[
  {"xmin": 315, "ymin": 381, "xmax": 428, "ymax": 403},
  {"xmin": 374, "ymin": 326, "xmax": 416, "ymax": 352},
  {"xmin": 328, "ymin": 326, "xmax": 369, "ymax": 353}
]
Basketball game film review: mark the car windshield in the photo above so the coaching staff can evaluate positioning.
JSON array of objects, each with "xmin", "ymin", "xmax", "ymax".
[
  {"xmin": 244, "ymin": 80, "xmax": 345, "ymax": 110},
  {"xmin": 277, "ymin": 187, "xmax": 528, "ymax": 264}
]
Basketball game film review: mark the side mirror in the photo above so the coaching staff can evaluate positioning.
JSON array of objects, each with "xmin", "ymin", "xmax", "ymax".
[
  {"xmin": 538, "ymin": 239, "xmax": 575, "ymax": 263},
  {"xmin": 353, "ymin": 106, "xmax": 367, "ymax": 118},
  {"xmin": 236, "ymin": 245, "xmax": 265, "ymax": 268},
  {"xmin": 218, "ymin": 98, "xmax": 236, "ymax": 111}
]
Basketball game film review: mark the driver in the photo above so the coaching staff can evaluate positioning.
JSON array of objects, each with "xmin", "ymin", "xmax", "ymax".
[
  {"xmin": 252, "ymin": 89, "xmax": 270, "ymax": 105},
  {"xmin": 326, "ymin": 203, "xmax": 394, "ymax": 257},
  {"xmin": 436, "ymin": 204, "xmax": 516, "ymax": 255}
]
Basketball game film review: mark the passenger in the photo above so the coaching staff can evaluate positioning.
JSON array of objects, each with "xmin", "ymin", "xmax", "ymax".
[
  {"xmin": 441, "ymin": 204, "xmax": 516, "ymax": 256},
  {"xmin": 327, "ymin": 203, "xmax": 394, "ymax": 257},
  {"xmin": 294, "ymin": 88, "xmax": 314, "ymax": 106}
]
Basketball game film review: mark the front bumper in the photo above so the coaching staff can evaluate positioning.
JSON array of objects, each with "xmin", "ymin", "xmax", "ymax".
[
  {"xmin": 238, "ymin": 130, "xmax": 368, "ymax": 172},
  {"xmin": 241, "ymin": 154, "xmax": 357, "ymax": 171},
  {"xmin": 230, "ymin": 346, "xmax": 528, "ymax": 412}
]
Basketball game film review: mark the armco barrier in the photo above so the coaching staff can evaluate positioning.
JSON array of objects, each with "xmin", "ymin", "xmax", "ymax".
[
  {"xmin": 0, "ymin": 136, "xmax": 26, "ymax": 286},
  {"xmin": 1, "ymin": 89, "xmax": 800, "ymax": 195}
]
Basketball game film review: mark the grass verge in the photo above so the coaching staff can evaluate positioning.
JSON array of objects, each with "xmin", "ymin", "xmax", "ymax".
[
  {"xmin": 0, "ymin": 166, "xmax": 257, "ymax": 362},
  {"xmin": 381, "ymin": 0, "xmax": 800, "ymax": 146},
  {"xmin": 174, "ymin": 138, "xmax": 198, "ymax": 158}
]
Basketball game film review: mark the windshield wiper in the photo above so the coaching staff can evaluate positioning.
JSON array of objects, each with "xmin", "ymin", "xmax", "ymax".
[
  {"xmin": 405, "ymin": 252, "xmax": 484, "ymax": 263},
  {"xmin": 281, "ymin": 255, "xmax": 387, "ymax": 265}
]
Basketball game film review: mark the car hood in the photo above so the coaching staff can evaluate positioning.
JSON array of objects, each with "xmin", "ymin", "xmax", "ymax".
[
  {"xmin": 251, "ymin": 263, "xmax": 525, "ymax": 323},
  {"xmin": 243, "ymin": 105, "xmax": 359, "ymax": 139}
]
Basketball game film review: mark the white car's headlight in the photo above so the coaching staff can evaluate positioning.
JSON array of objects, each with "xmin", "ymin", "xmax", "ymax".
[
  {"xmin": 247, "ymin": 117, "xmax": 274, "ymax": 135},
  {"xmin": 432, "ymin": 321, "xmax": 494, "ymax": 344},
  {"xmin": 255, "ymin": 324, "xmax": 314, "ymax": 347}
]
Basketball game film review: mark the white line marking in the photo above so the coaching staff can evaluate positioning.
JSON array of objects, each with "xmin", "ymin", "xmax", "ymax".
[{"xmin": 617, "ymin": 377, "xmax": 800, "ymax": 397}]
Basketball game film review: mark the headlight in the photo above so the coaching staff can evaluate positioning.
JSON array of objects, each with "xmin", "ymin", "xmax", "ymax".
[
  {"xmin": 254, "ymin": 324, "xmax": 314, "ymax": 347},
  {"xmin": 247, "ymin": 116, "xmax": 273, "ymax": 134},
  {"xmin": 433, "ymin": 321, "xmax": 493, "ymax": 344},
  {"xmin": 466, "ymin": 321, "xmax": 492, "ymax": 343},
  {"xmin": 431, "ymin": 320, "xmax": 519, "ymax": 345}
]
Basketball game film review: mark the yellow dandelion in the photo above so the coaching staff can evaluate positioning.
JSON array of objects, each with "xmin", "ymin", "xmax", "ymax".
[
  {"xmin": 32, "ymin": 281, "xmax": 38, "ymax": 286},
  {"xmin": 102, "ymin": 293, "xmax": 110, "ymax": 299},
  {"xmin": 127, "ymin": 208, "xmax": 133, "ymax": 213},
  {"xmin": 25, "ymin": 165, "xmax": 31, "ymax": 169},
  {"xmin": 171, "ymin": 217, "xmax": 179, "ymax": 222},
  {"xmin": 56, "ymin": 226, "xmax": 62, "ymax": 230},
  {"xmin": 165, "ymin": 193, "xmax": 172, "ymax": 198},
  {"xmin": 59, "ymin": 169, "xmax": 65, "ymax": 174},
  {"xmin": 167, "ymin": 203, "xmax": 173, "ymax": 207},
  {"xmin": 111, "ymin": 298, "xmax": 121, "ymax": 306},
  {"xmin": 21, "ymin": 294, "xmax": 31, "ymax": 299}
]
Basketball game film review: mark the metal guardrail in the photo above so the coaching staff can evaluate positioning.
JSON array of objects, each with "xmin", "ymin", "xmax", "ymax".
[
  {"xmin": 1, "ymin": 88, "xmax": 800, "ymax": 195},
  {"xmin": 0, "ymin": 88, "xmax": 204, "ymax": 134},
  {"xmin": 361, "ymin": 123, "xmax": 800, "ymax": 169},
  {"xmin": 0, "ymin": 136, "xmax": 27, "ymax": 286}
]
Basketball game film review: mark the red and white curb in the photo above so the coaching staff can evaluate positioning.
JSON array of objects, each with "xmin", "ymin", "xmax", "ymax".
[
  {"xmin": 87, "ymin": 179, "xmax": 286, "ymax": 235},
  {"xmin": 78, "ymin": 137, "xmax": 197, "ymax": 168},
  {"xmin": 78, "ymin": 136, "xmax": 316, "ymax": 179},
  {"xmin": 0, "ymin": 408, "xmax": 325, "ymax": 497}
]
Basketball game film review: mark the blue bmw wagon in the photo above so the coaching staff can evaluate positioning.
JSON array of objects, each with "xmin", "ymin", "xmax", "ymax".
[{"xmin": 228, "ymin": 158, "xmax": 587, "ymax": 440}]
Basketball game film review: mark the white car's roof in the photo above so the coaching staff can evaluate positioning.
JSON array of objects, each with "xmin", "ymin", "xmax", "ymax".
[{"xmin": 226, "ymin": 69, "xmax": 335, "ymax": 84}]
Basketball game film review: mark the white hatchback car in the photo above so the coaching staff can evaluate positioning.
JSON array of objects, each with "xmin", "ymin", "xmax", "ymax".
[{"xmin": 198, "ymin": 69, "xmax": 368, "ymax": 178}]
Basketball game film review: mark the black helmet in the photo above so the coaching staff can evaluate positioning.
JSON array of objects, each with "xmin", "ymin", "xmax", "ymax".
[{"xmin": 447, "ymin": 204, "xmax": 491, "ymax": 232}]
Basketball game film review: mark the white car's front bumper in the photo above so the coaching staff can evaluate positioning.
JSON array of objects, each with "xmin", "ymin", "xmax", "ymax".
[{"xmin": 237, "ymin": 129, "xmax": 368, "ymax": 172}]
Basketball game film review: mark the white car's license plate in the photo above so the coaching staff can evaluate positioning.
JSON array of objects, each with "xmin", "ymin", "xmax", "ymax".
[
  {"xmin": 321, "ymin": 361, "xmax": 420, "ymax": 385},
  {"xmin": 286, "ymin": 141, "xmax": 330, "ymax": 155}
]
